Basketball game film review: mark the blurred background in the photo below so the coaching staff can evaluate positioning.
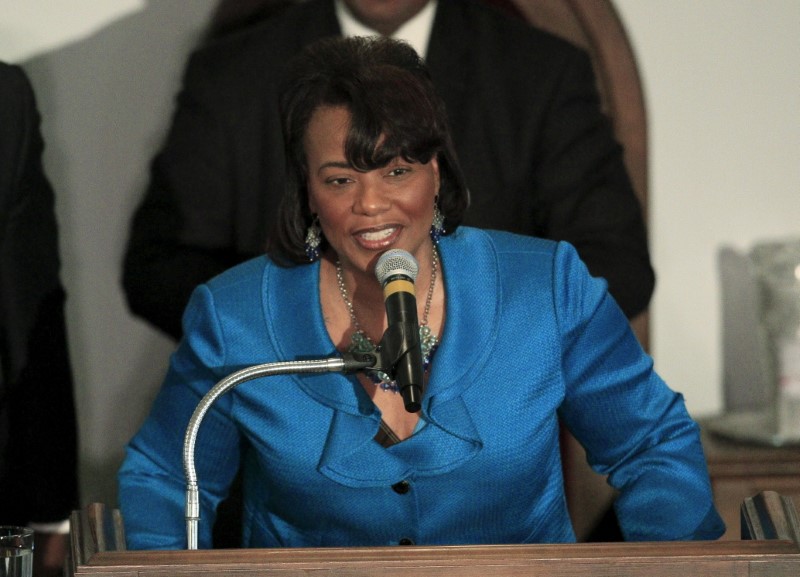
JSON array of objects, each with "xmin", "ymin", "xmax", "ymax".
[{"xmin": 1, "ymin": 0, "xmax": 798, "ymax": 509}]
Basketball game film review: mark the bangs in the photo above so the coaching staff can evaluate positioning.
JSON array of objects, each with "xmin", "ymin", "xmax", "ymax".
[{"xmin": 340, "ymin": 64, "xmax": 444, "ymax": 171}]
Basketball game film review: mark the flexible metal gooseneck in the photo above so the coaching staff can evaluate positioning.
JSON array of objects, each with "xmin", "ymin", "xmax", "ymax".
[
  {"xmin": 183, "ymin": 249, "xmax": 422, "ymax": 549},
  {"xmin": 183, "ymin": 355, "xmax": 375, "ymax": 549}
]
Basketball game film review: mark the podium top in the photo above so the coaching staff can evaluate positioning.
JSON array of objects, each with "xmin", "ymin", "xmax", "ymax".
[{"xmin": 68, "ymin": 501, "xmax": 800, "ymax": 577}]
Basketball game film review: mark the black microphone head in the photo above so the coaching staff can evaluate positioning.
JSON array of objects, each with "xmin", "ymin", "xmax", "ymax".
[{"xmin": 375, "ymin": 249, "xmax": 419, "ymax": 285}]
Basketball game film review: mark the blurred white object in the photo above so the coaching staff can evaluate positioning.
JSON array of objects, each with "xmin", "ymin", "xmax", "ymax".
[{"xmin": 709, "ymin": 238, "xmax": 800, "ymax": 445}]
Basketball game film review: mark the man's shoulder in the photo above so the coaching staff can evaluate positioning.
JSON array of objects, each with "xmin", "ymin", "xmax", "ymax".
[
  {"xmin": 0, "ymin": 62, "xmax": 31, "ymax": 108},
  {"xmin": 441, "ymin": 0, "xmax": 584, "ymax": 60},
  {"xmin": 191, "ymin": 0, "xmax": 335, "ymax": 72},
  {"xmin": 0, "ymin": 61, "xmax": 24, "ymax": 83}
]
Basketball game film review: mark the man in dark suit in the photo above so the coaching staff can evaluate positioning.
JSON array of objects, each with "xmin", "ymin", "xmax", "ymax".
[
  {"xmin": 123, "ymin": 0, "xmax": 654, "ymax": 340},
  {"xmin": 0, "ymin": 61, "xmax": 79, "ymax": 576}
]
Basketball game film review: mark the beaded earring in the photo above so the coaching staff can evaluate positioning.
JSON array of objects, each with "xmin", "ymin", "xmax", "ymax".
[
  {"xmin": 430, "ymin": 199, "xmax": 445, "ymax": 245},
  {"xmin": 304, "ymin": 215, "xmax": 322, "ymax": 262}
]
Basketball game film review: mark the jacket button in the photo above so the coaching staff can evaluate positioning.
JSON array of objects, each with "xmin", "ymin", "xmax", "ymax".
[
  {"xmin": 398, "ymin": 538, "xmax": 415, "ymax": 545},
  {"xmin": 391, "ymin": 480, "xmax": 410, "ymax": 494}
]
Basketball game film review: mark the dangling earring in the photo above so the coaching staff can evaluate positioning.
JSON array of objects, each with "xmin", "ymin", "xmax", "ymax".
[
  {"xmin": 430, "ymin": 197, "xmax": 445, "ymax": 245},
  {"xmin": 304, "ymin": 215, "xmax": 322, "ymax": 262}
]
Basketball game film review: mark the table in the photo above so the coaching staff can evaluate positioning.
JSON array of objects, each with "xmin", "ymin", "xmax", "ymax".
[{"xmin": 701, "ymin": 424, "xmax": 800, "ymax": 540}]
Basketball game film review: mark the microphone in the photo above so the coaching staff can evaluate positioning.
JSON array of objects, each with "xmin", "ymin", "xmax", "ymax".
[{"xmin": 374, "ymin": 249, "xmax": 425, "ymax": 413}]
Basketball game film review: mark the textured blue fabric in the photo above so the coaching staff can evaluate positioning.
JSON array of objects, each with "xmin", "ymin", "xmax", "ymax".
[{"xmin": 118, "ymin": 227, "xmax": 724, "ymax": 549}]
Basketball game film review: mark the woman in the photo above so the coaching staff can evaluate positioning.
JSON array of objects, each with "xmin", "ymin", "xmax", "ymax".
[{"xmin": 118, "ymin": 36, "xmax": 724, "ymax": 549}]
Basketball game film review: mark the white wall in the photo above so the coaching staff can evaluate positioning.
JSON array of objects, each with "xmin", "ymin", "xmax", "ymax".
[
  {"xmin": 614, "ymin": 0, "xmax": 800, "ymax": 416},
  {"xmin": 1, "ymin": 1, "xmax": 798, "ymax": 508}
]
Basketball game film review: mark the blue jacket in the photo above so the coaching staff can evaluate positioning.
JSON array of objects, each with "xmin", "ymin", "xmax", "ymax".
[{"xmin": 119, "ymin": 227, "xmax": 723, "ymax": 549}]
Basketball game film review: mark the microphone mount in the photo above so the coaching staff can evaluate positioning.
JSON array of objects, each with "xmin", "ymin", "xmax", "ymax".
[{"xmin": 372, "ymin": 321, "xmax": 423, "ymax": 413}]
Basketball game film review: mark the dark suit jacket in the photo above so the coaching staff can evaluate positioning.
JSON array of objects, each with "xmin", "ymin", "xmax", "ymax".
[
  {"xmin": 124, "ymin": 0, "xmax": 654, "ymax": 339},
  {"xmin": 0, "ymin": 62, "xmax": 78, "ymax": 524}
]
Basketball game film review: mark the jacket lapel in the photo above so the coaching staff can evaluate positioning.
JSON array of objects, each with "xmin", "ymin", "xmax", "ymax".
[{"xmin": 263, "ymin": 228, "xmax": 500, "ymax": 487}]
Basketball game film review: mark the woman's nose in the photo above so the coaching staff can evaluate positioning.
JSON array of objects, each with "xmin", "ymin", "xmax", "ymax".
[{"xmin": 354, "ymin": 179, "xmax": 391, "ymax": 215}]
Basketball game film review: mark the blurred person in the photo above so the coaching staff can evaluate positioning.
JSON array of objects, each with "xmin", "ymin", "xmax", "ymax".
[{"xmin": 0, "ymin": 62, "xmax": 79, "ymax": 576}]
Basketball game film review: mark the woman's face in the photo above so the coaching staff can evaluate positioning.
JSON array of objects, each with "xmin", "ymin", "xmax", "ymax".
[{"xmin": 305, "ymin": 105, "xmax": 439, "ymax": 275}]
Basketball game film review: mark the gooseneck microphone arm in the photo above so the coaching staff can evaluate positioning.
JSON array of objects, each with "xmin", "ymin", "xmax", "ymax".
[{"xmin": 183, "ymin": 353, "xmax": 375, "ymax": 550}]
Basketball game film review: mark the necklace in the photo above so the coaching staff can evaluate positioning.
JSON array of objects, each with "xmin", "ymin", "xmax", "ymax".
[{"xmin": 335, "ymin": 248, "xmax": 440, "ymax": 393}]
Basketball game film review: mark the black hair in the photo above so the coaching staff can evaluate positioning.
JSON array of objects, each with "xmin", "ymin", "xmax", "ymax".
[{"xmin": 267, "ymin": 35, "xmax": 469, "ymax": 264}]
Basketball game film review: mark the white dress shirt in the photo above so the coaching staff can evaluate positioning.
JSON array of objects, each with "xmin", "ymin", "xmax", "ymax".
[{"xmin": 334, "ymin": 0, "xmax": 438, "ymax": 58}]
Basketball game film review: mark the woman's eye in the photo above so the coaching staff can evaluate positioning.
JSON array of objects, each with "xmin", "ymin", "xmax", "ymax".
[
  {"xmin": 387, "ymin": 167, "xmax": 411, "ymax": 177},
  {"xmin": 326, "ymin": 177, "xmax": 352, "ymax": 186}
]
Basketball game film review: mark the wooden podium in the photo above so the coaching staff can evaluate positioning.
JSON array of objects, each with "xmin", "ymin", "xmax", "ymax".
[
  {"xmin": 67, "ymin": 494, "xmax": 800, "ymax": 577},
  {"xmin": 702, "ymin": 426, "xmax": 800, "ymax": 540}
]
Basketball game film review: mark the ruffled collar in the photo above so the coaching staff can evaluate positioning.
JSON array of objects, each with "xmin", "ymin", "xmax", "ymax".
[{"xmin": 262, "ymin": 228, "xmax": 501, "ymax": 485}]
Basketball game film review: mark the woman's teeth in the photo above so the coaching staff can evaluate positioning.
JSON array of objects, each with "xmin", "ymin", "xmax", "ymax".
[{"xmin": 360, "ymin": 227, "xmax": 396, "ymax": 241}]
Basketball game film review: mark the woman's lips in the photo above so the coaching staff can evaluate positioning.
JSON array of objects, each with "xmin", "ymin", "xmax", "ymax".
[{"xmin": 355, "ymin": 225, "xmax": 401, "ymax": 249}]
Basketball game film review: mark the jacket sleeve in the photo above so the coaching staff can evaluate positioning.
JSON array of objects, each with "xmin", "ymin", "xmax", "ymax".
[
  {"xmin": 118, "ymin": 285, "xmax": 243, "ymax": 550},
  {"xmin": 552, "ymin": 242, "xmax": 724, "ymax": 541}
]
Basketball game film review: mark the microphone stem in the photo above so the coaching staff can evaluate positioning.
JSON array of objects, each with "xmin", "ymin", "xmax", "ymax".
[{"xmin": 183, "ymin": 355, "xmax": 373, "ymax": 549}]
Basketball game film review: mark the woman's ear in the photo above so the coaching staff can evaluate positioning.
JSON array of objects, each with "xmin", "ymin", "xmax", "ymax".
[
  {"xmin": 432, "ymin": 156, "xmax": 441, "ymax": 194},
  {"xmin": 307, "ymin": 190, "xmax": 318, "ymax": 214}
]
